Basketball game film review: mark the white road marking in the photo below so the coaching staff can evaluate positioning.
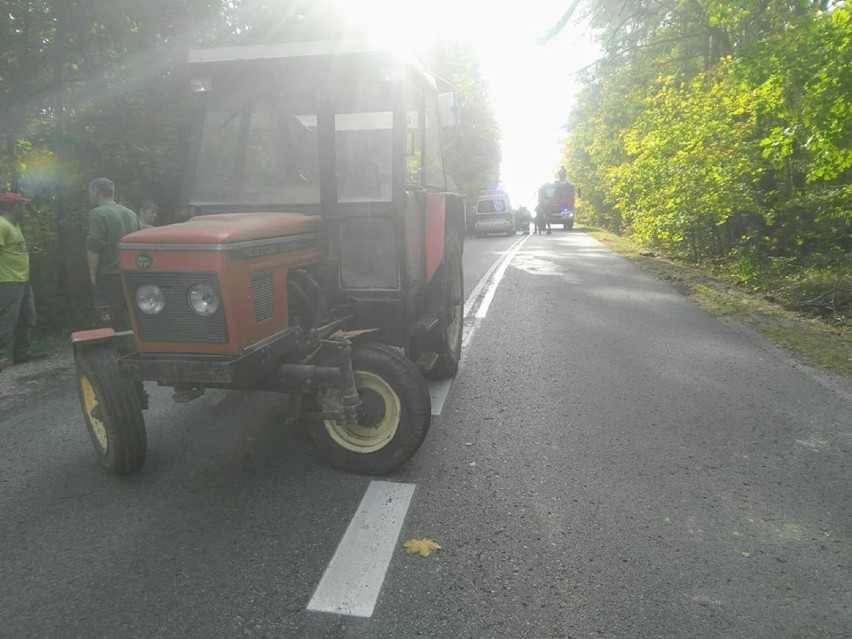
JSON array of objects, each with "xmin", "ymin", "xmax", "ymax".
[
  {"xmin": 307, "ymin": 481, "xmax": 416, "ymax": 618},
  {"xmin": 475, "ymin": 234, "xmax": 530, "ymax": 318},
  {"xmin": 309, "ymin": 240, "xmax": 530, "ymax": 618},
  {"xmin": 463, "ymin": 234, "xmax": 528, "ymax": 317},
  {"xmin": 427, "ymin": 234, "xmax": 530, "ymax": 415}
]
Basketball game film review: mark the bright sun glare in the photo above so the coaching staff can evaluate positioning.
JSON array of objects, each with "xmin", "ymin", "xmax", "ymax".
[{"xmin": 334, "ymin": 0, "xmax": 600, "ymax": 207}]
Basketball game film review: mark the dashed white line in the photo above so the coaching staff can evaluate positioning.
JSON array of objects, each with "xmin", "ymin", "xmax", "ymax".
[
  {"xmin": 310, "ymin": 240, "xmax": 529, "ymax": 619},
  {"xmin": 307, "ymin": 481, "xmax": 416, "ymax": 618}
]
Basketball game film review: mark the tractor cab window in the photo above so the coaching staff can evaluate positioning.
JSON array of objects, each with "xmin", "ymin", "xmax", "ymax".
[
  {"xmin": 423, "ymin": 98, "xmax": 445, "ymax": 190},
  {"xmin": 191, "ymin": 89, "xmax": 320, "ymax": 205},
  {"xmin": 404, "ymin": 89, "xmax": 445, "ymax": 190},
  {"xmin": 335, "ymin": 111, "xmax": 393, "ymax": 202},
  {"xmin": 405, "ymin": 82, "xmax": 427, "ymax": 187},
  {"xmin": 405, "ymin": 109, "xmax": 423, "ymax": 186}
]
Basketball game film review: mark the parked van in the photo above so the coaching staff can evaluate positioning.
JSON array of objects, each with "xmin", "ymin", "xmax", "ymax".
[{"xmin": 474, "ymin": 189, "xmax": 514, "ymax": 237}]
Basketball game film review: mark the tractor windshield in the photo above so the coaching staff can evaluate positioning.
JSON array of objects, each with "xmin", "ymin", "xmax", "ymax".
[
  {"xmin": 186, "ymin": 49, "xmax": 416, "ymax": 208},
  {"xmin": 190, "ymin": 84, "xmax": 321, "ymax": 206}
]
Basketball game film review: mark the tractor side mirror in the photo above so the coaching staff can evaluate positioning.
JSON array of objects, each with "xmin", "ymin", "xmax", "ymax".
[{"xmin": 437, "ymin": 92, "xmax": 461, "ymax": 128}]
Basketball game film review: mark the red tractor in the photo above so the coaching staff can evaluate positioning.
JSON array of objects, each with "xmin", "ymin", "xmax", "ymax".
[{"xmin": 72, "ymin": 41, "xmax": 465, "ymax": 476}]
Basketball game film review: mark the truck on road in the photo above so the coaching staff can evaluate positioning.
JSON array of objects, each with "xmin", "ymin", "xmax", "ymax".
[{"xmin": 537, "ymin": 180, "xmax": 576, "ymax": 230}]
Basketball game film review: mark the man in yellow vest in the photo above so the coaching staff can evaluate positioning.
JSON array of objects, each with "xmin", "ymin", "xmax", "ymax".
[{"xmin": 0, "ymin": 192, "xmax": 47, "ymax": 371}]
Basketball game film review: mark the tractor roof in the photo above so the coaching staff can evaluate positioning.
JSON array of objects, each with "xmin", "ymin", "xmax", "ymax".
[{"xmin": 188, "ymin": 40, "xmax": 453, "ymax": 94}]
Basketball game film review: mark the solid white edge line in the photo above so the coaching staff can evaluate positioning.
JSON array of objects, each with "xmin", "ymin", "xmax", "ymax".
[
  {"xmin": 463, "ymin": 234, "xmax": 527, "ymax": 317},
  {"xmin": 429, "ymin": 235, "xmax": 529, "ymax": 415},
  {"xmin": 475, "ymin": 234, "xmax": 530, "ymax": 318},
  {"xmin": 307, "ymin": 481, "xmax": 416, "ymax": 618}
]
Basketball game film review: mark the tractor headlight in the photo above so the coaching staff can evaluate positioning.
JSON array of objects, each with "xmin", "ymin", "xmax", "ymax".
[
  {"xmin": 188, "ymin": 283, "xmax": 220, "ymax": 316},
  {"xmin": 135, "ymin": 284, "xmax": 166, "ymax": 315}
]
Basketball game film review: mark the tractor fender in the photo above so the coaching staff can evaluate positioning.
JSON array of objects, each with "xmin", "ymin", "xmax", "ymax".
[{"xmin": 71, "ymin": 328, "xmax": 135, "ymax": 355}]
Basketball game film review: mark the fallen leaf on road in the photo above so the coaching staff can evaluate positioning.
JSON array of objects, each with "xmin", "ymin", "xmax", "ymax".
[
  {"xmin": 404, "ymin": 538, "xmax": 441, "ymax": 557},
  {"xmin": 469, "ymin": 461, "xmax": 476, "ymax": 467},
  {"xmin": 741, "ymin": 551, "xmax": 751, "ymax": 558}
]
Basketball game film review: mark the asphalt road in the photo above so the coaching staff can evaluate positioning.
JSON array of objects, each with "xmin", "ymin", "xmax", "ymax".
[{"xmin": 1, "ymin": 231, "xmax": 850, "ymax": 639}]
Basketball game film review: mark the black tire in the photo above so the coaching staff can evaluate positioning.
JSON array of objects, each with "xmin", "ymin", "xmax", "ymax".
[
  {"xmin": 76, "ymin": 347, "xmax": 147, "ymax": 475},
  {"xmin": 564, "ymin": 221, "xmax": 574, "ymax": 230},
  {"xmin": 310, "ymin": 343, "xmax": 431, "ymax": 475},
  {"xmin": 426, "ymin": 240, "xmax": 464, "ymax": 378}
]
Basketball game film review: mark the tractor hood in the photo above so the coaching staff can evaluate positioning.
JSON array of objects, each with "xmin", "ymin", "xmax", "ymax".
[{"xmin": 122, "ymin": 212, "xmax": 323, "ymax": 246}]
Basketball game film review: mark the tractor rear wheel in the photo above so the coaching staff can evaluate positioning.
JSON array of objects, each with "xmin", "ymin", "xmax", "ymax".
[
  {"xmin": 426, "ymin": 240, "xmax": 464, "ymax": 378},
  {"xmin": 76, "ymin": 347, "xmax": 147, "ymax": 475},
  {"xmin": 310, "ymin": 344, "xmax": 431, "ymax": 475}
]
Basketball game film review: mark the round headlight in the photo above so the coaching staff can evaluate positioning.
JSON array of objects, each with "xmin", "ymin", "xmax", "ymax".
[
  {"xmin": 188, "ymin": 284, "xmax": 220, "ymax": 316},
  {"xmin": 135, "ymin": 284, "xmax": 165, "ymax": 315}
]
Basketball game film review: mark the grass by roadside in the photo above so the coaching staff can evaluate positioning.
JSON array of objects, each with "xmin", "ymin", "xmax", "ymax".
[
  {"xmin": 31, "ymin": 337, "xmax": 73, "ymax": 356},
  {"xmin": 583, "ymin": 226, "xmax": 852, "ymax": 382}
]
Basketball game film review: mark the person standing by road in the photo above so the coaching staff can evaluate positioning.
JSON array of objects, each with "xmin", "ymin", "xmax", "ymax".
[
  {"xmin": 534, "ymin": 205, "xmax": 551, "ymax": 235},
  {"xmin": 137, "ymin": 201, "xmax": 158, "ymax": 229},
  {"xmin": 86, "ymin": 178, "xmax": 139, "ymax": 330},
  {"xmin": 0, "ymin": 192, "xmax": 47, "ymax": 370}
]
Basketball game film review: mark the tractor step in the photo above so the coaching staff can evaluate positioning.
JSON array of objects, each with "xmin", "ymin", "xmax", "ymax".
[
  {"xmin": 409, "ymin": 315, "xmax": 439, "ymax": 335},
  {"xmin": 415, "ymin": 351, "xmax": 439, "ymax": 374}
]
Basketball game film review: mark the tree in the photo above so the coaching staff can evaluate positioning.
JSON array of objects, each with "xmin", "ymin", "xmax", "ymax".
[
  {"xmin": 563, "ymin": 0, "xmax": 851, "ymax": 259},
  {"xmin": 561, "ymin": 0, "xmax": 850, "ymax": 318}
]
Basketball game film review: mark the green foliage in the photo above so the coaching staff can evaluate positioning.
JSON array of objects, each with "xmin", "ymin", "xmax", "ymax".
[{"xmin": 563, "ymin": 0, "xmax": 851, "ymax": 323}]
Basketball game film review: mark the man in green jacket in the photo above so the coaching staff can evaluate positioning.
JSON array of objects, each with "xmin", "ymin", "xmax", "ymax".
[
  {"xmin": 87, "ymin": 177, "xmax": 139, "ymax": 330},
  {"xmin": 0, "ymin": 192, "xmax": 47, "ymax": 370}
]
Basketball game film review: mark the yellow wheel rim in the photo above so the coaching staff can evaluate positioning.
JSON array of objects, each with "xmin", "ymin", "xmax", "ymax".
[
  {"xmin": 322, "ymin": 371, "xmax": 401, "ymax": 453},
  {"xmin": 80, "ymin": 374, "xmax": 109, "ymax": 454}
]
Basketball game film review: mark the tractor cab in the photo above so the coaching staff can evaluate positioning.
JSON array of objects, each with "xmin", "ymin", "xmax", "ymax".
[{"xmin": 183, "ymin": 42, "xmax": 465, "ymax": 342}]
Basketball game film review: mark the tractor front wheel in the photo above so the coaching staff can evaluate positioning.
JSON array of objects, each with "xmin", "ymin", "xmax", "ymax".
[
  {"xmin": 76, "ymin": 347, "xmax": 147, "ymax": 475},
  {"xmin": 310, "ymin": 344, "xmax": 431, "ymax": 475}
]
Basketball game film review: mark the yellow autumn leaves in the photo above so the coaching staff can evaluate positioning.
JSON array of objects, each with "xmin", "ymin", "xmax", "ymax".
[{"xmin": 403, "ymin": 538, "xmax": 441, "ymax": 557}]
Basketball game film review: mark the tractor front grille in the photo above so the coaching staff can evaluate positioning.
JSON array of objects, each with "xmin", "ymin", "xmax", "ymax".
[
  {"xmin": 124, "ymin": 272, "xmax": 228, "ymax": 344},
  {"xmin": 251, "ymin": 273, "xmax": 275, "ymax": 322}
]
